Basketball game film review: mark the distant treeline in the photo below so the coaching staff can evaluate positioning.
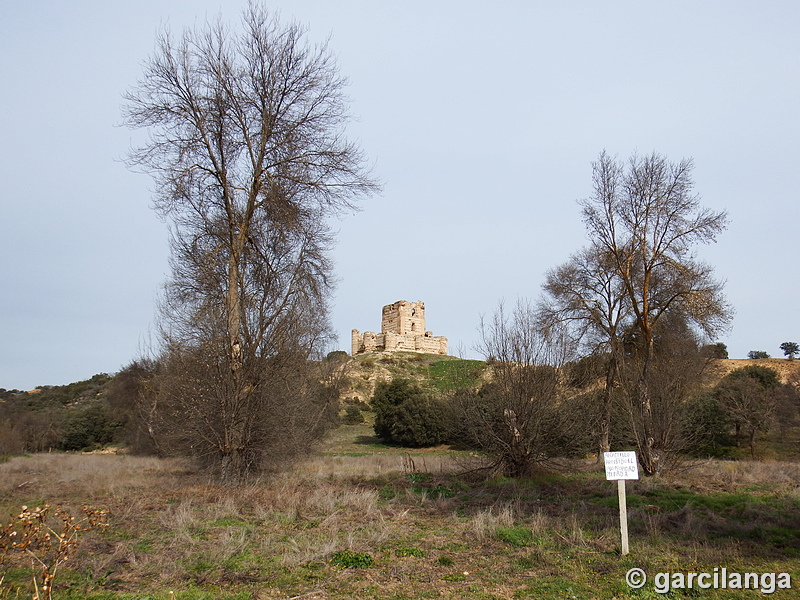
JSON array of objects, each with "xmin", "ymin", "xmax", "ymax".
[{"xmin": 0, "ymin": 374, "xmax": 122, "ymax": 454}]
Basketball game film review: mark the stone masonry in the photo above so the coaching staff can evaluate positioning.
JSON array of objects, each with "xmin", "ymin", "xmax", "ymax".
[{"xmin": 352, "ymin": 300, "xmax": 448, "ymax": 355}]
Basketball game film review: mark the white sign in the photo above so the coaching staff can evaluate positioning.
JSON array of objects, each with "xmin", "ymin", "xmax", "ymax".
[{"xmin": 604, "ymin": 451, "xmax": 639, "ymax": 481}]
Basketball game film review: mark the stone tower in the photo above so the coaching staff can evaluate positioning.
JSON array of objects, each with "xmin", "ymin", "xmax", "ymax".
[{"xmin": 352, "ymin": 300, "xmax": 447, "ymax": 355}]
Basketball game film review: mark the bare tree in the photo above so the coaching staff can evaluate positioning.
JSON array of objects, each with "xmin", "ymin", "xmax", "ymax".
[
  {"xmin": 539, "ymin": 245, "xmax": 631, "ymax": 457},
  {"xmin": 579, "ymin": 151, "xmax": 731, "ymax": 475},
  {"xmin": 123, "ymin": 4, "xmax": 377, "ymax": 480},
  {"xmin": 617, "ymin": 312, "xmax": 713, "ymax": 468},
  {"xmin": 453, "ymin": 300, "xmax": 576, "ymax": 477},
  {"xmin": 106, "ymin": 359, "xmax": 164, "ymax": 456}
]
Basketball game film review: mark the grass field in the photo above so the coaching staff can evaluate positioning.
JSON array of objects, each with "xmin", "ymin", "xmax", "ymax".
[{"xmin": 1, "ymin": 422, "xmax": 799, "ymax": 599}]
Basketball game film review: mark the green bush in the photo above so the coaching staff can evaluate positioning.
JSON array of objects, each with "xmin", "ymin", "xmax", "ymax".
[
  {"xmin": 371, "ymin": 379, "xmax": 450, "ymax": 447},
  {"xmin": 724, "ymin": 365, "xmax": 780, "ymax": 388},
  {"xmin": 702, "ymin": 342, "xmax": 728, "ymax": 359},
  {"xmin": 680, "ymin": 394, "xmax": 733, "ymax": 457},
  {"xmin": 330, "ymin": 550, "xmax": 373, "ymax": 568},
  {"xmin": 342, "ymin": 405, "xmax": 365, "ymax": 425},
  {"xmin": 62, "ymin": 402, "xmax": 122, "ymax": 451},
  {"xmin": 372, "ymin": 379, "xmax": 418, "ymax": 440}
]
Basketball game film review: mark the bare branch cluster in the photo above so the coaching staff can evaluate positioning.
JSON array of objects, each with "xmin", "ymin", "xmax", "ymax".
[
  {"xmin": 0, "ymin": 504, "xmax": 108, "ymax": 600},
  {"xmin": 452, "ymin": 300, "xmax": 583, "ymax": 477},
  {"xmin": 538, "ymin": 151, "xmax": 732, "ymax": 474},
  {"xmin": 122, "ymin": 3, "xmax": 378, "ymax": 480}
]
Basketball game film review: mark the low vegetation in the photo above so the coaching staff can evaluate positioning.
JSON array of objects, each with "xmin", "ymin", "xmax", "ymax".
[
  {"xmin": 1, "ymin": 353, "xmax": 798, "ymax": 597},
  {"xmin": 0, "ymin": 374, "xmax": 119, "ymax": 456},
  {"xmin": 1, "ymin": 429, "xmax": 799, "ymax": 599}
]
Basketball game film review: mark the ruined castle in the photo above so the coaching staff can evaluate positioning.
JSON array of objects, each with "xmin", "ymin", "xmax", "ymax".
[{"xmin": 351, "ymin": 300, "xmax": 448, "ymax": 355}]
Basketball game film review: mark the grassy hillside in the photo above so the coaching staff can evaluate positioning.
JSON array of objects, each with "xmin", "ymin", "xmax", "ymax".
[
  {"xmin": 709, "ymin": 358, "xmax": 800, "ymax": 383},
  {"xmin": 340, "ymin": 352, "xmax": 487, "ymax": 404}
]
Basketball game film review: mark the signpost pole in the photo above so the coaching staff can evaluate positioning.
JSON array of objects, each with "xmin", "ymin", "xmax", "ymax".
[
  {"xmin": 617, "ymin": 479, "xmax": 629, "ymax": 555},
  {"xmin": 604, "ymin": 451, "xmax": 638, "ymax": 556}
]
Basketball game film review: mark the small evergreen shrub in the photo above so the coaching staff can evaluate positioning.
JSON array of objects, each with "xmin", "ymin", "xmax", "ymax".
[
  {"xmin": 342, "ymin": 405, "xmax": 365, "ymax": 425},
  {"xmin": 680, "ymin": 394, "xmax": 733, "ymax": 457},
  {"xmin": 330, "ymin": 550, "xmax": 373, "ymax": 568},
  {"xmin": 724, "ymin": 365, "xmax": 780, "ymax": 388},
  {"xmin": 371, "ymin": 378, "xmax": 451, "ymax": 447},
  {"xmin": 62, "ymin": 401, "xmax": 122, "ymax": 451}
]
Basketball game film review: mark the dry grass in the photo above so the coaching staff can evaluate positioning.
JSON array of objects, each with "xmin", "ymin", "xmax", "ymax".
[
  {"xmin": 0, "ymin": 453, "xmax": 183, "ymax": 500},
  {"xmin": 1, "ymin": 449, "xmax": 799, "ymax": 599},
  {"xmin": 710, "ymin": 358, "xmax": 800, "ymax": 383},
  {"xmin": 666, "ymin": 458, "xmax": 800, "ymax": 492}
]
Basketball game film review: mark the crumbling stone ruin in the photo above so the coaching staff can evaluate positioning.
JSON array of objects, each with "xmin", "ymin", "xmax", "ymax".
[{"xmin": 351, "ymin": 300, "xmax": 448, "ymax": 355}]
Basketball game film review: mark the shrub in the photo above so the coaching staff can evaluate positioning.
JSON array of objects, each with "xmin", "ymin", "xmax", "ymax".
[
  {"xmin": 715, "ymin": 366, "xmax": 782, "ymax": 457},
  {"xmin": 326, "ymin": 350, "xmax": 349, "ymax": 362},
  {"xmin": 724, "ymin": 365, "xmax": 780, "ymax": 389},
  {"xmin": 62, "ymin": 401, "xmax": 122, "ymax": 451},
  {"xmin": 330, "ymin": 549, "xmax": 373, "ymax": 568},
  {"xmin": 680, "ymin": 394, "xmax": 733, "ymax": 457},
  {"xmin": 702, "ymin": 342, "xmax": 728, "ymax": 359},
  {"xmin": 372, "ymin": 379, "xmax": 419, "ymax": 440},
  {"xmin": 371, "ymin": 379, "xmax": 450, "ymax": 447},
  {"xmin": 390, "ymin": 394, "xmax": 450, "ymax": 446},
  {"xmin": 342, "ymin": 405, "xmax": 365, "ymax": 425},
  {"xmin": 748, "ymin": 350, "xmax": 770, "ymax": 360}
]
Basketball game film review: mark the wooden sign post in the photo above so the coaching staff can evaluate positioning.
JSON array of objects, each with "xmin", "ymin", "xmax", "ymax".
[{"xmin": 603, "ymin": 451, "xmax": 639, "ymax": 555}]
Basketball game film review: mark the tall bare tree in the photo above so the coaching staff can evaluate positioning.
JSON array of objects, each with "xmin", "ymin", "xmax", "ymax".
[
  {"xmin": 539, "ymin": 245, "xmax": 631, "ymax": 457},
  {"xmin": 579, "ymin": 151, "xmax": 731, "ymax": 475},
  {"xmin": 123, "ymin": 3, "xmax": 377, "ymax": 479}
]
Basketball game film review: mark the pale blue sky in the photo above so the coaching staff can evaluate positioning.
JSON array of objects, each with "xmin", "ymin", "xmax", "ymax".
[{"xmin": 2, "ymin": 1, "xmax": 798, "ymax": 389}]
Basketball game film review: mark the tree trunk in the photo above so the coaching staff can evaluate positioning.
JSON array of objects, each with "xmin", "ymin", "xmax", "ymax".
[
  {"xmin": 597, "ymin": 351, "xmax": 619, "ymax": 460},
  {"xmin": 227, "ymin": 234, "xmax": 245, "ymax": 376},
  {"xmin": 636, "ymin": 339, "xmax": 659, "ymax": 476}
]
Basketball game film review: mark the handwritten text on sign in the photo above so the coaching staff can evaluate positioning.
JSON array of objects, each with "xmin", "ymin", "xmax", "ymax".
[{"xmin": 604, "ymin": 451, "xmax": 639, "ymax": 480}]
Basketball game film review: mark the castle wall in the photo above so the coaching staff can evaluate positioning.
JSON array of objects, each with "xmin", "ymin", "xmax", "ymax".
[
  {"xmin": 381, "ymin": 300, "xmax": 426, "ymax": 335},
  {"xmin": 353, "ymin": 300, "xmax": 447, "ymax": 356}
]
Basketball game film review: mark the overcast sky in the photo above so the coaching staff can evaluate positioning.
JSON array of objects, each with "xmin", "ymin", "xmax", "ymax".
[{"xmin": 2, "ymin": 1, "xmax": 798, "ymax": 390}]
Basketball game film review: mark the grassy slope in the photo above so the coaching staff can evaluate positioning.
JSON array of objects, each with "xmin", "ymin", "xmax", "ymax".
[
  {"xmin": 342, "ymin": 352, "xmax": 486, "ymax": 404},
  {"xmin": 1, "ymin": 435, "xmax": 799, "ymax": 599}
]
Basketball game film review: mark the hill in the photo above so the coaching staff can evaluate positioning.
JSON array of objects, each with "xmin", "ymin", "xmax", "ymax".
[
  {"xmin": 709, "ymin": 358, "xmax": 800, "ymax": 383},
  {"xmin": 341, "ymin": 353, "xmax": 800, "ymax": 403},
  {"xmin": 338, "ymin": 352, "xmax": 487, "ymax": 404}
]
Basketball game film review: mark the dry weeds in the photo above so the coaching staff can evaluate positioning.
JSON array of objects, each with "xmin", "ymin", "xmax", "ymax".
[{"xmin": 1, "ymin": 450, "xmax": 798, "ymax": 599}]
